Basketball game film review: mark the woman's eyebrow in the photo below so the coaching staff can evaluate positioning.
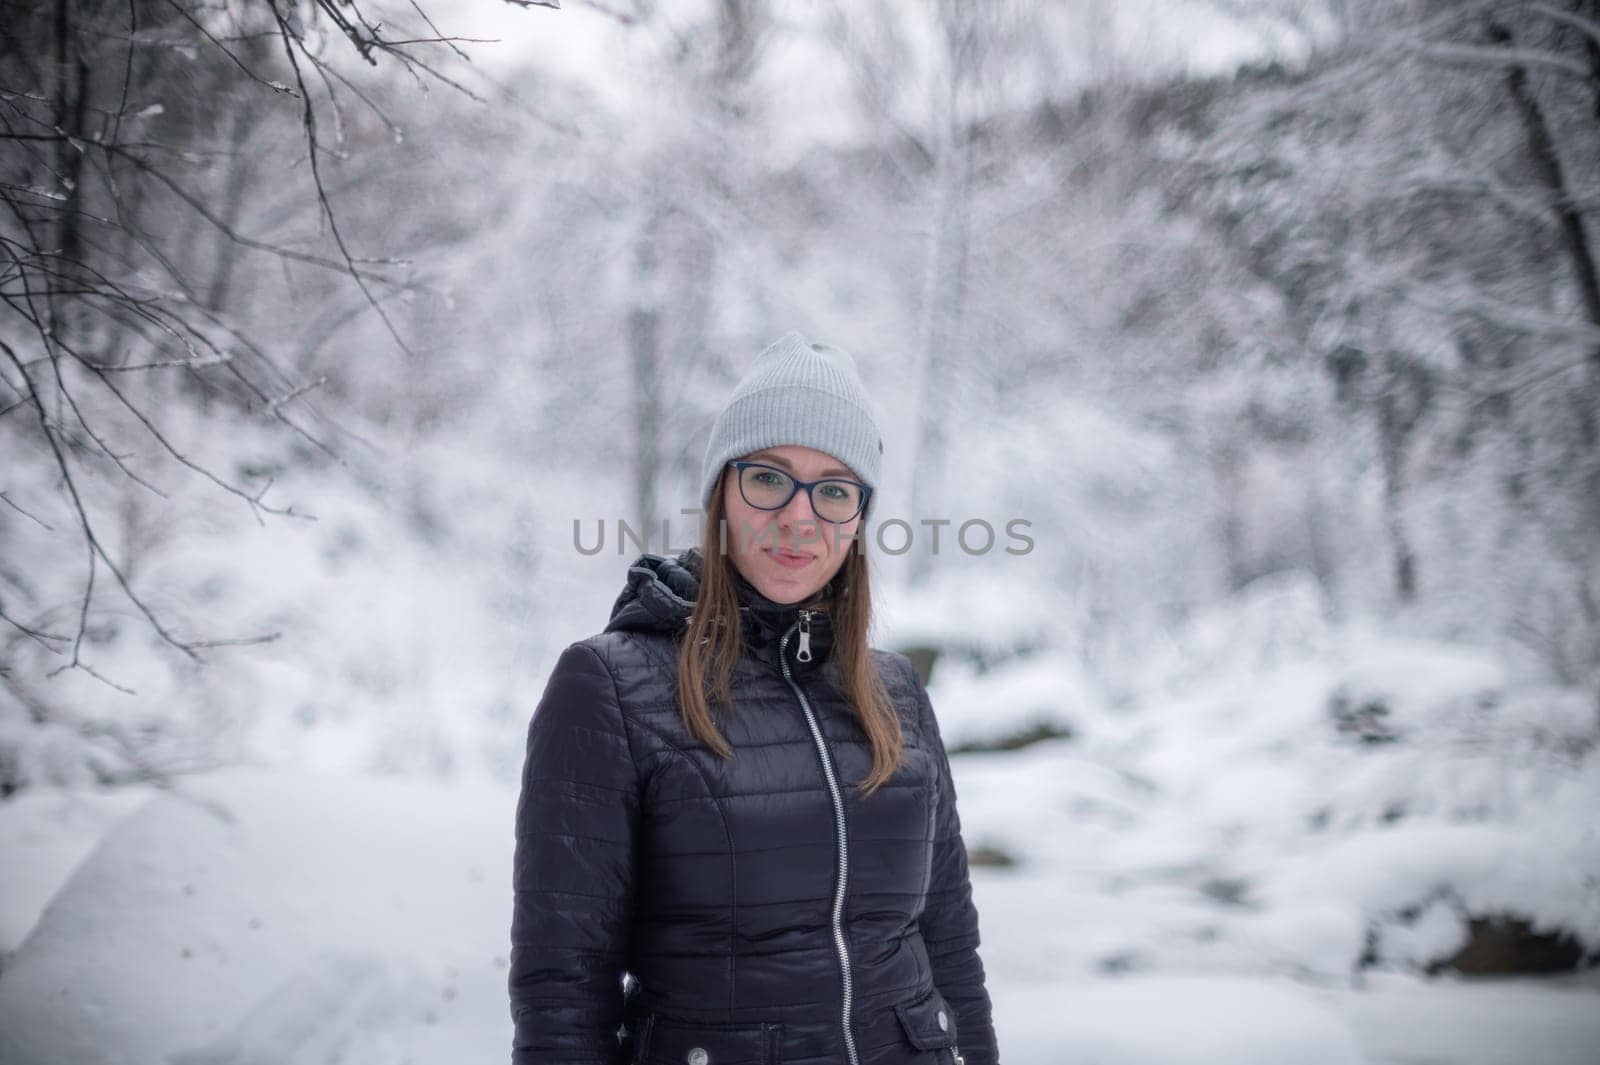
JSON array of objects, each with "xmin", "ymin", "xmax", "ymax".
[{"xmin": 750, "ymin": 450, "xmax": 854, "ymax": 479}]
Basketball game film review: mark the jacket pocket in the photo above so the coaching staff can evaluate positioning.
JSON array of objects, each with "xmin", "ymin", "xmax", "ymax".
[
  {"xmin": 633, "ymin": 1011, "xmax": 783, "ymax": 1065},
  {"xmin": 893, "ymin": 987, "xmax": 959, "ymax": 1051}
]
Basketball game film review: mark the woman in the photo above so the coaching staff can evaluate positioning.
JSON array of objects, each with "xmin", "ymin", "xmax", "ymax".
[{"xmin": 509, "ymin": 332, "xmax": 999, "ymax": 1065}]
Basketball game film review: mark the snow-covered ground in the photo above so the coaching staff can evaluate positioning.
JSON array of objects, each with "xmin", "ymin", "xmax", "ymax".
[
  {"xmin": 1, "ymin": 767, "xmax": 1595, "ymax": 1063},
  {"xmin": 0, "ymin": 771, "xmax": 515, "ymax": 1065},
  {"xmin": 911, "ymin": 570, "xmax": 1600, "ymax": 979},
  {"xmin": 2, "ymin": 571, "xmax": 1596, "ymax": 1065}
]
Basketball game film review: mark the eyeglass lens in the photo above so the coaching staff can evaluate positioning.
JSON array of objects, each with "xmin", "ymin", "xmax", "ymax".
[{"xmin": 738, "ymin": 465, "xmax": 863, "ymax": 522}]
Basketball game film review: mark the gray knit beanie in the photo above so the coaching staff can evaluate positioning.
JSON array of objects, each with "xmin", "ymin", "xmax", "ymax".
[{"xmin": 699, "ymin": 331, "xmax": 884, "ymax": 512}]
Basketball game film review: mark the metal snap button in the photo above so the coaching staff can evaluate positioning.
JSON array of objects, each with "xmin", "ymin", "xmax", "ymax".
[
  {"xmin": 937, "ymin": 1009, "xmax": 948, "ymax": 1031},
  {"xmin": 686, "ymin": 1047, "xmax": 709, "ymax": 1065}
]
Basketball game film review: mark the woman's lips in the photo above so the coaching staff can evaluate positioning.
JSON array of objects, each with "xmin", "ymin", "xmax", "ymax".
[{"xmin": 764, "ymin": 548, "xmax": 814, "ymax": 570}]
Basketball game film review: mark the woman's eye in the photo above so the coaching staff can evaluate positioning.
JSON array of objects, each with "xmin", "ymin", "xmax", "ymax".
[
  {"xmin": 820, "ymin": 484, "xmax": 846, "ymax": 500},
  {"xmin": 754, "ymin": 471, "xmax": 783, "ymax": 486}
]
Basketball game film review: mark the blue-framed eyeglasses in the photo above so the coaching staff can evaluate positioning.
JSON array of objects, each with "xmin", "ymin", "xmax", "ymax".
[{"xmin": 728, "ymin": 460, "xmax": 872, "ymax": 524}]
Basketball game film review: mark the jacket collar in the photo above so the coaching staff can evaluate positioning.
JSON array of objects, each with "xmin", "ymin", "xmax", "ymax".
[
  {"xmin": 604, "ymin": 547, "xmax": 838, "ymax": 671},
  {"xmin": 730, "ymin": 568, "xmax": 836, "ymax": 651}
]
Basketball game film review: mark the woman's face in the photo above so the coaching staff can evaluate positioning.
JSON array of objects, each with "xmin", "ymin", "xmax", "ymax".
[{"xmin": 723, "ymin": 444, "xmax": 865, "ymax": 605}]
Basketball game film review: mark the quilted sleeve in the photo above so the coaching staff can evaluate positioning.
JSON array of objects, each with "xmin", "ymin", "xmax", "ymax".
[
  {"xmin": 509, "ymin": 641, "xmax": 640, "ymax": 1065},
  {"xmin": 912, "ymin": 670, "xmax": 1000, "ymax": 1065}
]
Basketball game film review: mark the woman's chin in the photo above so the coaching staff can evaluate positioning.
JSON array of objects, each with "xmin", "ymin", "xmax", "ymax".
[{"xmin": 750, "ymin": 560, "xmax": 823, "ymax": 603}]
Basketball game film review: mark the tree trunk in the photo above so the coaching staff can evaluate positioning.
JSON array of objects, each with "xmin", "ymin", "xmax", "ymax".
[
  {"xmin": 1376, "ymin": 386, "xmax": 1418, "ymax": 604},
  {"xmin": 908, "ymin": 9, "xmax": 975, "ymax": 585},
  {"xmin": 630, "ymin": 210, "xmax": 665, "ymax": 538},
  {"xmin": 1492, "ymin": 14, "xmax": 1600, "ymax": 683},
  {"xmin": 1211, "ymin": 442, "xmax": 1250, "ymax": 592}
]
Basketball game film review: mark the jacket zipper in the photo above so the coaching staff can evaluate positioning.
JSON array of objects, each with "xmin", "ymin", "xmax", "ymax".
[{"xmin": 780, "ymin": 609, "xmax": 859, "ymax": 1065}]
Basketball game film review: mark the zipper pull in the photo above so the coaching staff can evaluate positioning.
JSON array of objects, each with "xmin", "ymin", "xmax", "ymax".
[
  {"xmin": 796, "ymin": 609, "xmax": 813, "ymax": 663},
  {"xmin": 952, "ymin": 1047, "xmax": 964, "ymax": 1065}
]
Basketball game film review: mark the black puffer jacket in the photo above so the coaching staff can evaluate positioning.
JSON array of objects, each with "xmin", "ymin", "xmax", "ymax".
[{"xmin": 510, "ymin": 548, "xmax": 999, "ymax": 1065}]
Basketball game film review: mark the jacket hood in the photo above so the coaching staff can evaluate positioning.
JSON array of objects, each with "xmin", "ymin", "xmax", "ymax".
[
  {"xmin": 605, "ymin": 548, "xmax": 704, "ymax": 637},
  {"xmin": 604, "ymin": 546, "xmax": 839, "ymax": 664}
]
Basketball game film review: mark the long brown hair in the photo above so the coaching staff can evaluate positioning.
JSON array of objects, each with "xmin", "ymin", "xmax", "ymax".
[{"xmin": 676, "ymin": 467, "xmax": 904, "ymax": 796}]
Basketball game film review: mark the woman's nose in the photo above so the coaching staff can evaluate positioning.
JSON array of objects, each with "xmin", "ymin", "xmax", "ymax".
[{"xmin": 777, "ymin": 484, "xmax": 819, "ymax": 527}]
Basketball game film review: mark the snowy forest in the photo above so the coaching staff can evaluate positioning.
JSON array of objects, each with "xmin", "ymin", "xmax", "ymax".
[{"xmin": 1, "ymin": 0, "xmax": 1598, "ymax": 1063}]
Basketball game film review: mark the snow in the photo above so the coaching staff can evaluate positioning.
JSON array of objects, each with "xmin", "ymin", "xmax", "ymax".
[
  {"xmin": 993, "ymin": 976, "xmax": 1367, "ymax": 1065},
  {"xmin": 0, "ymin": 785, "xmax": 152, "ymax": 958},
  {"xmin": 1, "ymin": 576, "xmax": 1597, "ymax": 1065},
  {"xmin": 0, "ymin": 776, "xmax": 1378, "ymax": 1064},
  {"xmin": 1310, "ymin": 970, "xmax": 1600, "ymax": 1065},
  {"xmin": 1, "ymin": 756, "xmax": 1597, "ymax": 1065},
  {"xmin": 4, "ymin": 2, "xmax": 1598, "ymax": 1060},
  {"xmin": 878, "ymin": 566, "xmax": 1062, "ymax": 667},
  {"xmin": 0, "ymin": 769, "xmax": 514, "ymax": 1065},
  {"xmin": 919, "ymin": 651, "xmax": 1111, "ymax": 750}
]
